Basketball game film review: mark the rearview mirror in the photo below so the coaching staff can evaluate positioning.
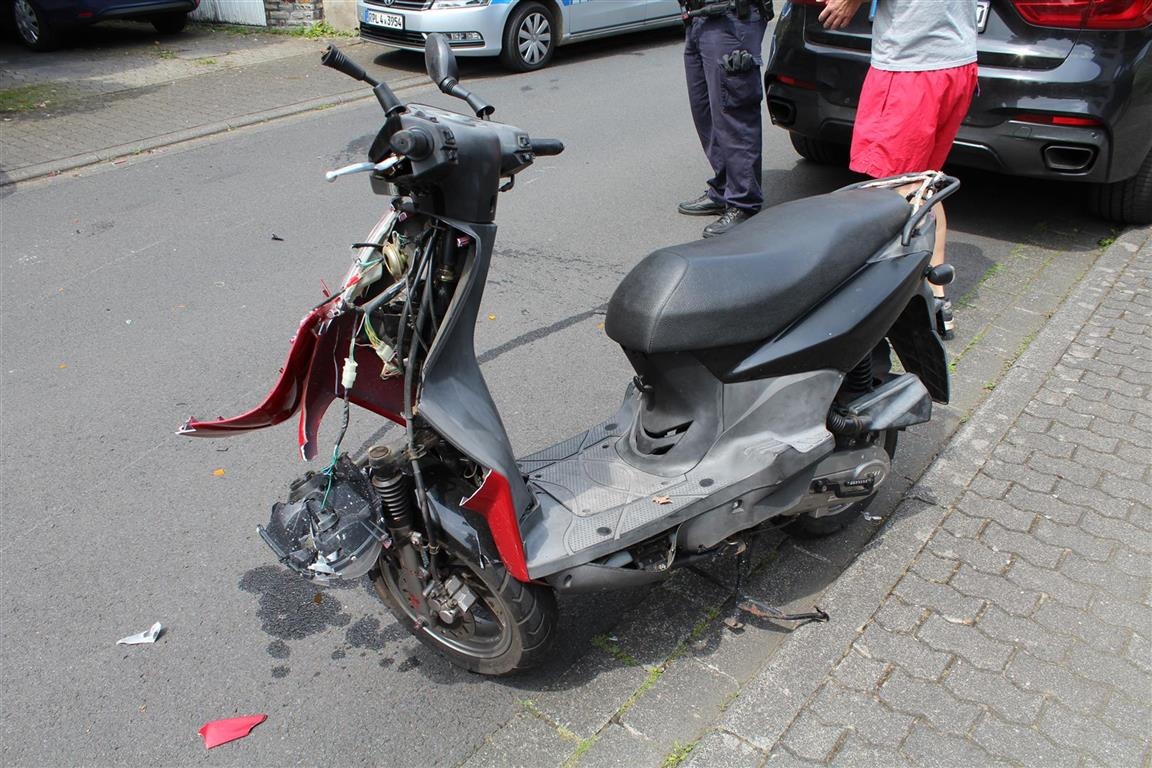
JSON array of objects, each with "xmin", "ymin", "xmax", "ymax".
[{"xmin": 425, "ymin": 33, "xmax": 459, "ymax": 91}]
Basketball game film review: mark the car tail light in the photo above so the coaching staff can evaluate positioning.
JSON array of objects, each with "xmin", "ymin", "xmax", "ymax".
[
  {"xmin": 1012, "ymin": 0, "xmax": 1152, "ymax": 29},
  {"xmin": 1014, "ymin": 112, "xmax": 1104, "ymax": 127},
  {"xmin": 776, "ymin": 74, "xmax": 820, "ymax": 90}
]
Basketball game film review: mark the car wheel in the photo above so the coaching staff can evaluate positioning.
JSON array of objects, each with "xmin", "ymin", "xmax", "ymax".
[
  {"xmin": 13, "ymin": 0, "xmax": 58, "ymax": 51},
  {"xmin": 151, "ymin": 11, "xmax": 189, "ymax": 34},
  {"xmin": 789, "ymin": 132, "xmax": 849, "ymax": 165},
  {"xmin": 1088, "ymin": 149, "xmax": 1152, "ymax": 226},
  {"xmin": 500, "ymin": 1, "xmax": 555, "ymax": 73}
]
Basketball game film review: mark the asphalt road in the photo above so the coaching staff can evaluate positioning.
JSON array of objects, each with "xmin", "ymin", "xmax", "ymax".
[{"xmin": 0, "ymin": 28, "xmax": 1113, "ymax": 767}]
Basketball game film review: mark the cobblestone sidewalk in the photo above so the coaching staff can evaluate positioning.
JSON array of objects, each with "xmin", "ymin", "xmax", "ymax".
[{"xmin": 689, "ymin": 228, "xmax": 1152, "ymax": 766}]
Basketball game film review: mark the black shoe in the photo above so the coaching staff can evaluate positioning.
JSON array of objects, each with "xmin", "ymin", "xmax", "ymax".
[
  {"xmin": 935, "ymin": 297, "xmax": 955, "ymax": 340},
  {"xmin": 678, "ymin": 193, "xmax": 725, "ymax": 216},
  {"xmin": 703, "ymin": 207, "xmax": 753, "ymax": 238}
]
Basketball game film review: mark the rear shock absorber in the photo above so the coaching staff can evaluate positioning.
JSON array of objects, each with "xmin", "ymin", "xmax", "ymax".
[
  {"xmin": 368, "ymin": 445, "xmax": 414, "ymax": 540},
  {"xmin": 843, "ymin": 354, "xmax": 873, "ymax": 397}
]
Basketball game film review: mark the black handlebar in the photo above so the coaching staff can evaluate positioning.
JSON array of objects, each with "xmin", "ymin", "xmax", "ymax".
[
  {"xmin": 321, "ymin": 46, "xmax": 379, "ymax": 87},
  {"xmin": 531, "ymin": 139, "xmax": 565, "ymax": 157}
]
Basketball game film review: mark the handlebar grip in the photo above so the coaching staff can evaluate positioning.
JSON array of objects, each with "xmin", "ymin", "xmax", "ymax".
[
  {"xmin": 321, "ymin": 46, "xmax": 379, "ymax": 87},
  {"xmin": 531, "ymin": 139, "xmax": 565, "ymax": 157}
]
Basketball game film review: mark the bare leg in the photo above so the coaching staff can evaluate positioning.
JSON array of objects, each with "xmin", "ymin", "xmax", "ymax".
[{"xmin": 931, "ymin": 203, "xmax": 947, "ymax": 299}]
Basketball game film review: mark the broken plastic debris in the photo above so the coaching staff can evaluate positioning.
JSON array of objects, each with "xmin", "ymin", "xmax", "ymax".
[
  {"xmin": 117, "ymin": 622, "xmax": 163, "ymax": 645},
  {"xmin": 212, "ymin": 468, "xmax": 226, "ymax": 477},
  {"xmin": 198, "ymin": 715, "xmax": 267, "ymax": 749},
  {"xmin": 723, "ymin": 617, "xmax": 745, "ymax": 632},
  {"xmin": 652, "ymin": 495, "xmax": 672, "ymax": 505},
  {"xmin": 271, "ymin": 234, "xmax": 284, "ymax": 242},
  {"xmin": 487, "ymin": 314, "xmax": 497, "ymax": 320}
]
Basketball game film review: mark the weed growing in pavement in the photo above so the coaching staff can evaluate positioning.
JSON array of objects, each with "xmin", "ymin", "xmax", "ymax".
[
  {"xmin": 519, "ymin": 699, "xmax": 578, "ymax": 741},
  {"xmin": 195, "ymin": 57, "xmax": 218, "ymax": 65},
  {"xmin": 662, "ymin": 741, "xmax": 697, "ymax": 767},
  {"xmin": 156, "ymin": 48, "xmax": 177, "ymax": 59},
  {"xmin": 1097, "ymin": 231, "xmax": 1118, "ymax": 248},
  {"xmin": 590, "ymin": 634, "xmax": 639, "ymax": 666},
  {"xmin": 562, "ymin": 735, "xmax": 598, "ymax": 767}
]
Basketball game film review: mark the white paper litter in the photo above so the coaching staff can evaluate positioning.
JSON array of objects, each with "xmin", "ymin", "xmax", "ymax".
[{"xmin": 117, "ymin": 622, "xmax": 163, "ymax": 645}]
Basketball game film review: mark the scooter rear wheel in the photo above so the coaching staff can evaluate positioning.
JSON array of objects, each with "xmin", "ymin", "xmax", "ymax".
[
  {"xmin": 786, "ymin": 429, "xmax": 899, "ymax": 538},
  {"xmin": 372, "ymin": 549, "xmax": 557, "ymax": 675}
]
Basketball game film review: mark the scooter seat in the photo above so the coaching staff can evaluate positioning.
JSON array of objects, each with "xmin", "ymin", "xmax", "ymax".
[{"xmin": 605, "ymin": 189, "xmax": 911, "ymax": 354}]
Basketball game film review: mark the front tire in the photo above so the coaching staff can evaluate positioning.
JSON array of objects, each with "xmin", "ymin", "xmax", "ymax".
[
  {"xmin": 500, "ymin": 1, "xmax": 555, "ymax": 72},
  {"xmin": 373, "ymin": 549, "xmax": 557, "ymax": 675},
  {"xmin": 786, "ymin": 429, "xmax": 898, "ymax": 538},
  {"xmin": 1088, "ymin": 149, "xmax": 1152, "ymax": 225},
  {"xmin": 13, "ymin": 0, "xmax": 58, "ymax": 51}
]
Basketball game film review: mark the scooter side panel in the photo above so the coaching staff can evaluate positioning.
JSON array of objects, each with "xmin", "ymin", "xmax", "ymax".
[
  {"xmin": 519, "ymin": 371, "xmax": 841, "ymax": 579},
  {"xmin": 415, "ymin": 220, "xmax": 534, "ymax": 516},
  {"xmin": 726, "ymin": 250, "xmax": 932, "ymax": 381}
]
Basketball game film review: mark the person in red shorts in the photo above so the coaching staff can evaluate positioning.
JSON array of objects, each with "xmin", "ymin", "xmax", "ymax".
[{"xmin": 819, "ymin": 0, "xmax": 978, "ymax": 339}]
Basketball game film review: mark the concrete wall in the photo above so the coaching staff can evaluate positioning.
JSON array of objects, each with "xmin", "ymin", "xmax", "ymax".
[{"xmin": 324, "ymin": 0, "xmax": 360, "ymax": 31}]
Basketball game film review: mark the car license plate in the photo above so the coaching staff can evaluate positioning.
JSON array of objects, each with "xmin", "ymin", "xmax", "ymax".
[
  {"xmin": 364, "ymin": 9, "xmax": 403, "ymax": 29},
  {"xmin": 976, "ymin": 0, "xmax": 989, "ymax": 33}
]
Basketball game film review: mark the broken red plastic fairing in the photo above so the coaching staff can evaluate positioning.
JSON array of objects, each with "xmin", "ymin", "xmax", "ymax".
[
  {"xmin": 198, "ymin": 714, "xmax": 267, "ymax": 749},
  {"xmin": 462, "ymin": 470, "xmax": 530, "ymax": 582},
  {"xmin": 180, "ymin": 305, "xmax": 405, "ymax": 460}
]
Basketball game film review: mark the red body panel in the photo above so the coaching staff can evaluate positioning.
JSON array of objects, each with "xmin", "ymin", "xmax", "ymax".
[
  {"xmin": 462, "ymin": 471, "xmax": 530, "ymax": 582},
  {"xmin": 180, "ymin": 303, "xmax": 406, "ymax": 460}
]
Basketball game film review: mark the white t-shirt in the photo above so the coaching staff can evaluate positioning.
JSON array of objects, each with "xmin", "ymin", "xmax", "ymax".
[{"xmin": 872, "ymin": 0, "xmax": 979, "ymax": 72}]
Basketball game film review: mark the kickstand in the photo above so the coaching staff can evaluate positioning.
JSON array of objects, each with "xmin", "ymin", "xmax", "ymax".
[{"xmin": 736, "ymin": 598, "xmax": 830, "ymax": 625}]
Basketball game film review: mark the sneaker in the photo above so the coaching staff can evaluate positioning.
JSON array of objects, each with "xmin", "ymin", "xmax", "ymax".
[
  {"xmin": 678, "ymin": 193, "xmax": 725, "ymax": 216},
  {"xmin": 935, "ymin": 297, "xmax": 955, "ymax": 340},
  {"xmin": 703, "ymin": 207, "xmax": 753, "ymax": 238}
]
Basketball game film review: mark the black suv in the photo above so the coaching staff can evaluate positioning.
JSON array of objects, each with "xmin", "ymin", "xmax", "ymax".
[{"xmin": 764, "ymin": 0, "xmax": 1152, "ymax": 224}]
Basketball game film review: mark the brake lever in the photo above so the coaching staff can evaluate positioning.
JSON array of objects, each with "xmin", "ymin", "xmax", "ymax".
[{"xmin": 325, "ymin": 156, "xmax": 404, "ymax": 183}]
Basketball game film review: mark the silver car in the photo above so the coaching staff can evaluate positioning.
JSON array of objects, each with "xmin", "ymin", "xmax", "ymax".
[{"xmin": 358, "ymin": 0, "xmax": 683, "ymax": 72}]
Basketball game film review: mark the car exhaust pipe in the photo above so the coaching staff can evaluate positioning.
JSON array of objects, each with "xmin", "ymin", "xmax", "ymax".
[
  {"xmin": 767, "ymin": 97, "xmax": 797, "ymax": 127},
  {"xmin": 1042, "ymin": 144, "xmax": 1096, "ymax": 173}
]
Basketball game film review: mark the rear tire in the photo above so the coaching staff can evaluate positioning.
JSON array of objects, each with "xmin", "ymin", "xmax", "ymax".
[
  {"xmin": 13, "ymin": 0, "xmax": 58, "ymax": 51},
  {"xmin": 499, "ymin": 1, "xmax": 555, "ymax": 72},
  {"xmin": 789, "ymin": 132, "xmax": 849, "ymax": 165},
  {"xmin": 785, "ymin": 429, "xmax": 898, "ymax": 538},
  {"xmin": 151, "ymin": 11, "xmax": 189, "ymax": 34},
  {"xmin": 373, "ymin": 548, "xmax": 557, "ymax": 675},
  {"xmin": 1088, "ymin": 149, "xmax": 1152, "ymax": 225}
]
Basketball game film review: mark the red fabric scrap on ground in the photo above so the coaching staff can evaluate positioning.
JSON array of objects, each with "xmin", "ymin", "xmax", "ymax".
[{"xmin": 198, "ymin": 715, "xmax": 267, "ymax": 749}]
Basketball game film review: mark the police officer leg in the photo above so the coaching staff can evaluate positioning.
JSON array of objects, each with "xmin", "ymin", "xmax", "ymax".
[
  {"xmin": 682, "ymin": 17, "xmax": 727, "ymax": 213},
  {"xmin": 698, "ymin": 13, "xmax": 767, "ymax": 236}
]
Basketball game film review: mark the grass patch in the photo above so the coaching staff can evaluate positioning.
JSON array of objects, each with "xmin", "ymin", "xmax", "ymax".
[
  {"xmin": 156, "ymin": 48, "xmax": 177, "ymax": 59},
  {"xmin": 194, "ymin": 57, "xmax": 218, "ymax": 65},
  {"xmin": 287, "ymin": 21, "xmax": 355, "ymax": 38},
  {"xmin": 562, "ymin": 736, "xmax": 598, "ymax": 768},
  {"xmin": 663, "ymin": 741, "xmax": 697, "ymax": 768},
  {"xmin": 1097, "ymin": 230, "xmax": 1118, "ymax": 248},
  {"xmin": 0, "ymin": 84, "xmax": 59, "ymax": 113},
  {"xmin": 590, "ymin": 634, "xmax": 639, "ymax": 666}
]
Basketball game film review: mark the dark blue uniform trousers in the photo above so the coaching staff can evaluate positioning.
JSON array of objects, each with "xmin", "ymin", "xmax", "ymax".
[{"xmin": 684, "ymin": 11, "xmax": 769, "ymax": 213}]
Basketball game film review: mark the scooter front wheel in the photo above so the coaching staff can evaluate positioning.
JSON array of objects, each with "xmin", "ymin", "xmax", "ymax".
[{"xmin": 372, "ymin": 550, "xmax": 557, "ymax": 675}]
